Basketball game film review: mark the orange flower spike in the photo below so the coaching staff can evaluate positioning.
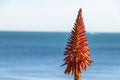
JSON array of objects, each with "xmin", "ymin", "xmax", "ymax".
[{"xmin": 62, "ymin": 8, "xmax": 93, "ymax": 80}]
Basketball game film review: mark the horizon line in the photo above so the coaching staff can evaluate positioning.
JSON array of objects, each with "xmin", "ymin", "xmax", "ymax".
[{"xmin": 0, "ymin": 30, "xmax": 120, "ymax": 33}]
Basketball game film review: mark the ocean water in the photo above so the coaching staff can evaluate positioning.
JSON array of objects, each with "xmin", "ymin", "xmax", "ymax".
[{"xmin": 0, "ymin": 32, "xmax": 120, "ymax": 80}]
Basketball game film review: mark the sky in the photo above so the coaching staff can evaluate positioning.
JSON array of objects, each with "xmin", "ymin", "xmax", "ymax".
[{"xmin": 0, "ymin": 0, "xmax": 120, "ymax": 32}]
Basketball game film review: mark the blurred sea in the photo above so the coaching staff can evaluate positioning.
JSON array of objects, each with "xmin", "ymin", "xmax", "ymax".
[{"xmin": 0, "ymin": 32, "xmax": 120, "ymax": 80}]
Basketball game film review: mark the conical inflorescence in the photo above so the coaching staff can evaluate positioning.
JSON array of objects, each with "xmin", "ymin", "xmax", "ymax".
[{"xmin": 62, "ymin": 8, "xmax": 93, "ymax": 80}]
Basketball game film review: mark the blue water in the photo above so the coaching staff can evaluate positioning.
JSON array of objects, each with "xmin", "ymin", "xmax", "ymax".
[{"xmin": 0, "ymin": 32, "xmax": 120, "ymax": 80}]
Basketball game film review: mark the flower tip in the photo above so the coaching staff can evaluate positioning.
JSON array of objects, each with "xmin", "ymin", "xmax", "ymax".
[{"xmin": 79, "ymin": 8, "xmax": 82, "ymax": 17}]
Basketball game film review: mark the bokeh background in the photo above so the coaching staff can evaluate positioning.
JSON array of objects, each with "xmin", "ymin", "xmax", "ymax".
[{"xmin": 0, "ymin": 0, "xmax": 120, "ymax": 80}]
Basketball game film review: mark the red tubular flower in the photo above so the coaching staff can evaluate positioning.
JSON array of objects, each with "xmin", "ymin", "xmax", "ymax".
[{"xmin": 62, "ymin": 8, "xmax": 93, "ymax": 80}]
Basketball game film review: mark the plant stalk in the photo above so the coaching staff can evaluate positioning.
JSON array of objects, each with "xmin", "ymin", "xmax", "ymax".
[{"xmin": 74, "ymin": 72, "xmax": 81, "ymax": 80}]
